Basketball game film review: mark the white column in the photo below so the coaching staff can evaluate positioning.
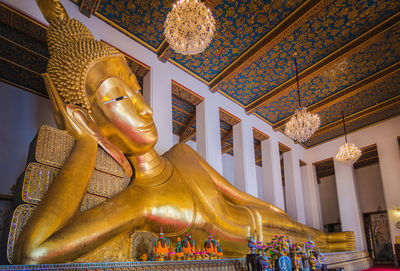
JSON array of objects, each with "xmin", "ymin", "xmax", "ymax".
[
  {"xmin": 260, "ymin": 137, "xmax": 285, "ymax": 210},
  {"xmin": 377, "ymin": 138, "xmax": 400, "ymax": 263},
  {"xmin": 196, "ymin": 100, "xmax": 223, "ymax": 174},
  {"xmin": 301, "ymin": 165, "xmax": 323, "ymax": 229},
  {"xmin": 333, "ymin": 159, "xmax": 366, "ymax": 250},
  {"xmin": 143, "ymin": 66, "xmax": 173, "ymax": 155},
  {"xmin": 233, "ymin": 121, "xmax": 258, "ymax": 197},
  {"xmin": 283, "ymin": 150, "xmax": 306, "ymax": 223}
]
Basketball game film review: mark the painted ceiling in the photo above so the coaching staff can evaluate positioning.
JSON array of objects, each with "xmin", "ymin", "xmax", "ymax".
[{"xmin": 1, "ymin": 0, "xmax": 400, "ymax": 149}]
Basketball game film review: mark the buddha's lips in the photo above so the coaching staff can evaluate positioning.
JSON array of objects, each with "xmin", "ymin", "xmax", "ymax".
[{"xmin": 137, "ymin": 123, "xmax": 154, "ymax": 132}]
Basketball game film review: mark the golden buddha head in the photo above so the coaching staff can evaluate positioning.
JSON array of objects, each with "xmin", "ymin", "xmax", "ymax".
[{"xmin": 44, "ymin": 16, "xmax": 157, "ymax": 174}]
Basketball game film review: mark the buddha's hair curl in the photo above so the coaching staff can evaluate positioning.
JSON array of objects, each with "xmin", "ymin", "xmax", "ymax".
[{"xmin": 46, "ymin": 18, "xmax": 124, "ymax": 111}]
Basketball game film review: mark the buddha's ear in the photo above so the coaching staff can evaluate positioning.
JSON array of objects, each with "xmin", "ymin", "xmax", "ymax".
[
  {"xmin": 43, "ymin": 73, "xmax": 132, "ymax": 178},
  {"xmin": 43, "ymin": 73, "xmax": 94, "ymax": 138}
]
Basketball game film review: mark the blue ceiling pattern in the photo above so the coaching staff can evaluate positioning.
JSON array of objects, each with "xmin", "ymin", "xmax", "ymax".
[
  {"xmin": 96, "ymin": 0, "xmax": 173, "ymax": 50},
  {"xmin": 169, "ymin": 0, "xmax": 305, "ymax": 81},
  {"xmin": 87, "ymin": 0, "xmax": 400, "ymax": 148},
  {"xmin": 316, "ymin": 72, "xmax": 400, "ymax": 127},
  {"xmin": 214, "ymin": 0, "xmax": 400, "ymax": 105},
  {"xmin": 255, "ymin": 23, "xmax": 400, "ymax": 123}
]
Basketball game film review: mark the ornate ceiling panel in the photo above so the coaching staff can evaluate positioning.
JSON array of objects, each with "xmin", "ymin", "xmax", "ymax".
[
  {"xmin": 255, "ymin": 23, "xmax": 400, "ymax": 123},
  {"xmin": 96, "ymin": 0, "xmax": 174, "ymax": 50},
  {"xmin": 83, "ymin": 0, "xmax": 400, "ymax": 148},
  {"xmin": 169, "ymin": 0, "xmax": 305, "ymax": 81},
  {"xmin": 214, "ymin": 0, "xmax": 400, "ymax": 105}
]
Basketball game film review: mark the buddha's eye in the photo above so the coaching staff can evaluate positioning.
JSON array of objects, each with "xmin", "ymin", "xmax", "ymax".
[{"xmin": 103, "ymin": 96, "xmax": 129, "ymax": 105}]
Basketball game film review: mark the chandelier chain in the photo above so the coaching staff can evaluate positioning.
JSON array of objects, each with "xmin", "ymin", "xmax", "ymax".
[
  {"xmin": 284, "ymin": 54, "xmax": 320, "ymax": 142},
  {"xmin": 294, "ymin": 56, "xmax": 301, "ymax": 108},
  {"xmin": 341, "ymin": 110, "xmax": 348, "ymax": 143}
]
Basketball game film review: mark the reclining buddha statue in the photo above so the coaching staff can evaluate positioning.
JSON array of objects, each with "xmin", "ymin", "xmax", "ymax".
[{"xmin": 14, "ymin": 0, "xmax": 355, "ymax": 264}]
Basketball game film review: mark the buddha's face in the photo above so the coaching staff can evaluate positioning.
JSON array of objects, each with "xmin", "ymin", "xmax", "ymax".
[{"xmin": 85, "ymin": 58, "xmax": 157, "ymax": 155}]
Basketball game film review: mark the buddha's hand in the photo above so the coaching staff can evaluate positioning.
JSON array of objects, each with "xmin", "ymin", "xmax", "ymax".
[{"xmin": 43, "ymin": 73, "xmax": 97, "ymax": 143}]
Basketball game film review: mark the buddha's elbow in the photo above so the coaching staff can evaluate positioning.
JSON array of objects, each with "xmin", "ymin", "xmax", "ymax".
[{"xmin": 15, "ymin": 245, "xmax": 50, "ymax": 265}]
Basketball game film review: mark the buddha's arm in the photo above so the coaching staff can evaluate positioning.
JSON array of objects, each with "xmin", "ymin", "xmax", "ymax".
[
  {"xmin": 15, "ymin": 135, "xmax": 96, "ymax": 263},
  {"xmin": 196, "ymin": 151, "xmax": 287, "ymax": 215},
  {"xmin": 15, "ymin": 135, "xmax": 147, "ymax": 264}
]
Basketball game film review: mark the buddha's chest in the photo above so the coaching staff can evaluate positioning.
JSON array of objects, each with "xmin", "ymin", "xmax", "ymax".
[{"xmin": 137, "ymin": 175, "xmax": 196, "ymax": 235}]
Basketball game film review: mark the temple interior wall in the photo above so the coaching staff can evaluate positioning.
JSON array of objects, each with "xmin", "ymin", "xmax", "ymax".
[
  {"xmin": 306, "ymin": 116, "xmax": 400, "ymax": 254},
  {"xmin": 318, "ymin": 164, "xmax": 386, "ymax": 228},
  {"xmin": 318, "ymin": 175, "xmax": 341, "ymax": 226},
  {"xmin": 0, "ymin": 81, "xmax": 55, "ymax": 195},
  {"xmin": 354, "ymin": 164, "xmax": 387, "ymax": 214},
  {"xmin": 1, "ymin": 0, "xmax": 399, "ymax": 256}
]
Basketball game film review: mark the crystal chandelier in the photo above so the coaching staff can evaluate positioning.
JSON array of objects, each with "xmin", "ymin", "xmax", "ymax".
[
  {"xmin": 164, "ymin": 0, "xmax": 216, "ymax": 55},
  {"xmin": 285, "ymin": 55, "xmax": 320, "ymax": 142},
  {"xmin": 335, "ymin": 111, "xmax": 361, "ymax": 165}
]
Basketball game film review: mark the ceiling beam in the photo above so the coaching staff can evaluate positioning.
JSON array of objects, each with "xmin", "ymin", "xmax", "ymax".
[
  {"xmin": 0, "ymin": 35, "xmax": 48, "ymax": 60},
  {"xmin": 316, "ymin": 167, "xmax": 335, "ymax": 176},
  {"xmin": 179, "ymin": 114, "xmax": 196, "ymax": 142},
  {"xmin": 180, "ymin": 130, "xmax": 196, "ymax": 144},
  {"xmin": 311, "ymin": 95, "xmax": 400, "ymax": 136},
  {"xmin": 172, "ymin": 119, "xmax": 187, "ymax": 126},
  {"xmin": 221, "ymin": 129, "xmax": 233, "ymax": 146},
  {"xmin": 222, "ymin": 144, "xmax": 233, "ymax": 154},
  {"xmin": 172, "ymin": 104, "xmax": 192, "ymax": 114},
  {"xmin": 272, "ymin": 61, "xmax": 400, "ymax": 130},
  {"xmin": 356, "ymin": 155, "xmax": 379, "ymax": 164},
  {"xmin": 246, "ymin": 12, "xmax": 400, "ymax": 114},
  {"xmin": 0, "ymin": 56, "xmax": 42, "ymax": 76},
  {"xmin": 354, "ymin": 156, "xmax": 379, "ymax": 169},
  {"xmin": 157, "ymin": 40, "xmax": 171, "ymax": 63},
  {"xmin": 209, "ymin": 0, "xmax": 322, "ymax": 91}
]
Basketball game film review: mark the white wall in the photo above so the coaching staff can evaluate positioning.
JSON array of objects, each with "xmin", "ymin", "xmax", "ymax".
[
  {"xmin": 318, "ymin": 175, "xmax": 341, "ymax": 226},
  {"xmin": 318, "ymin": 164, "xmax": 387, "ymax": 227},
  {"xmin": 306, "ymin": 116, "xmax": 400, "ymax": 255},
  {"xmin": 354, "ymin": 164, "xmax": 386, "ymax": 214},
  {"xmin": 256, "ymin": 165, "xmax": 264, "ymax": 200},
  {"xmin": 0, "ymin": 82, "xmax": 55, "ymax": 195},
  {"xmin": 222, "ymin": 153, "xmax": 235, "ymax": 185}
]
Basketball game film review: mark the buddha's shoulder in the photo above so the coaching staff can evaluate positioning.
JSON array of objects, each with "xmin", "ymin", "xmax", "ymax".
[
  {"xmin": 163, "ymin": 143, "xmax": 202, "ymax": 163},
  {"xmin": 165, "ymin": 143, "xmax": 197, "ymax": 155}
]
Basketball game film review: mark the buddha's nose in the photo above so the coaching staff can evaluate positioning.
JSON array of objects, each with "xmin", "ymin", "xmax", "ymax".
[{"xmin": 139, "ymin": 102, "xmax": 153, "ymax": 118}]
